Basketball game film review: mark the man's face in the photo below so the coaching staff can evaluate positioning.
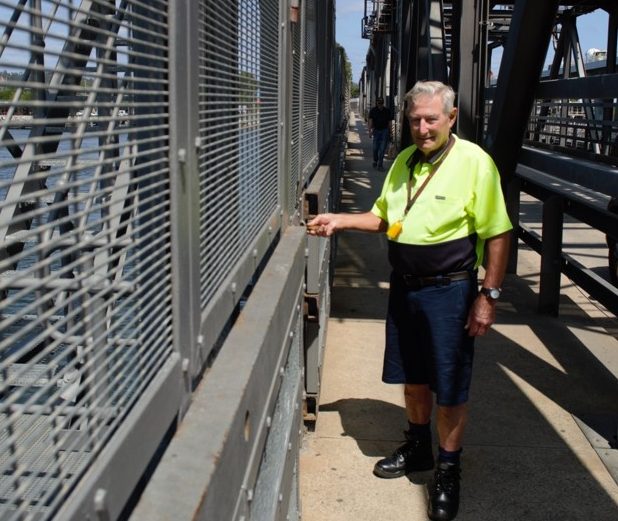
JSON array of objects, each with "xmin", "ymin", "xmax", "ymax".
[{"xmin": 407, "ymin": 95, "xmax": 457, "ymax": 156}]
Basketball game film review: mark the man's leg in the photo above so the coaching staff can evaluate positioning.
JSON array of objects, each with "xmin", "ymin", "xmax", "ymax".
[
  {"xmin": 405, "ymin": 383, "xmax": 432, "ymax": 423},
  {"xmin": 372, "ymin": 135, "xmax": 379, "ymax": 167},
  {"xmin": 427, "ymin": 403, "xmax": 467, "ymax": 521},
  {"xmin": 373, "ymin": 383, "xmax": 435, "ymax": 478},
  {"xmin": 376, "ymin": 130, "xmax": 388, "ymax": 168},
  {"xmin": 436, "ymin": 403, "xmax": 467, "ymax": 452}
]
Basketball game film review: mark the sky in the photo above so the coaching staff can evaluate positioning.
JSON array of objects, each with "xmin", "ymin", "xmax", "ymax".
[
  {"xmin": 336, "ymin": 0, "xmax": 368, "ymax": 82},
  {"xmin": 335, "ymin": 2, "xmax": 612, "ymax": 84}
]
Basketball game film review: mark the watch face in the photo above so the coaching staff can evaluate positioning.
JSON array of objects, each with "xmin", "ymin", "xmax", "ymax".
[{"xmin": 482, "ymin": 287, "xmax": 501, "ymax": 299}]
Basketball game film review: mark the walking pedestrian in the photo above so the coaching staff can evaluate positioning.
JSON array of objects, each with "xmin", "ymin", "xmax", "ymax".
[{"xmin": 368, "ymin": 97, "xmax": 393, "ymax": 171}]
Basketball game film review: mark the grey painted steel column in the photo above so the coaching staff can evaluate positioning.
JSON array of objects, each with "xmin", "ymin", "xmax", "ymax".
[
  {"xmin": 422, "ymin": 0, "xmax": 448, "ymax": 83},
  {"xmin": 395, "ymin": 0, "xmax": 411, "ymax": 117},
  {"xmin": 485, "ymin": 0, "xmax": 560, "ymax": 182},
  {"xmin": 398, "ymin": 0, "xmax": 446, "ymax": 149},
  {"xmin": 399, "ymin": 0, "xmax": 420, "ymax": 148},
  {"xmin": 406, "ymin": 0, "xmax": 447, "ymax": 85},
  {"xmin": 280, "ymin": 0, "xmax": 294, "ymax": 224},
  {"xmin": 169, "ymin": 0, "xmax": 201, "ymax": 415},
  {"xmin": 454, "ymin": 0, "xmax": 489, "ymax": 143}
]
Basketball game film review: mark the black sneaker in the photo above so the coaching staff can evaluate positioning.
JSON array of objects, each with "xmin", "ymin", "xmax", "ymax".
[
  {"xmin": 372, "ymin": 161, "xmax": 377, "ymax": 168},
  {"xmin": 427, "ymin": 461, "xmax": 461, "ymax": 521},
  {"xmin": 373, "ymin": 434, "xmax": 434, "ymax": 479}
]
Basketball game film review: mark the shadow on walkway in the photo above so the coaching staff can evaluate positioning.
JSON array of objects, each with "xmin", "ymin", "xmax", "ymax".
[{"xmin": 300, "ymin": 112, "xmax": 618, "ymax": 521}]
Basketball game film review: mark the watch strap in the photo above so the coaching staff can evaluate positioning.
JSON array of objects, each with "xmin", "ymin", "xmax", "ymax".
[{"xmin": 480, "ymin": 287, "xmax": 501, "ymax": 300}]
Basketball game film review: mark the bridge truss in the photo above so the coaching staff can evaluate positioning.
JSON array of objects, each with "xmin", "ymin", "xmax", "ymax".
[{"xmin": 361, "ymin": 0, "xmax": 618, "ymax": 315}]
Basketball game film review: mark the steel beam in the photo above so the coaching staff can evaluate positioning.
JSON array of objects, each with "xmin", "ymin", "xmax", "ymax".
[
  {"xmin": 535, "ymin": 74, "xmax": 618, "ymax": 103},
  {"xmin": 485, "ymin": 0, "xmax": 560, "ymax": 182},
  {"xmin": 519, "ymin": 146, "xmax": 618, "ymax": 196},
  {"xmin": 453, "ymin": 0, "xmax": 489, "ymax": 142},
  {"xmin": 168, "ymin": 0, "xmax": 201, "ymax": 417},
  {"xmin": 603, "ymin": 4, "xmax": 617, "ymax": 154},
  {"xmin": 410, "ymin": 0, "xmax": 448, "ymax": 83},
  {"xmin": 129, "ymin": 227, "xmax": 307, "ymax": 521},
  {"xmin": 516, "ymin": 165, "xmax": 618, "ymax": 237},
  {"xmin": 399, "ymin": 0, "xmax": 447, "ymax": 148},
  {"xmin": 539, "ymin": 196, "xmax": 564, "ymax": 315}
]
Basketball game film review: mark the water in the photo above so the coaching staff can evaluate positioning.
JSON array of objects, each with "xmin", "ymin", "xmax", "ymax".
[{"xmin": 1, "ymin": 126, "xmax": 137, "ymax": 366}]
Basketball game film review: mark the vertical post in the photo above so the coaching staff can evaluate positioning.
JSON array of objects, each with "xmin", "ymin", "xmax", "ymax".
[
  {"xmin": 168, "ymin": 0, "xmax": 201, "ymax": 416},
  {"xmin": 415, "ymin": 0, "xmax": 447, "ymax": 82},
  {"xmin": 455, "ymin": 0, "xmax": 488, "ymax": 143},
  {"xmin": 399, "ymin": 0, "xmax": 421, "ymax": 149},
  {"xmin": 603, "ymin": 5, "xmax": 617, "ymax": 154},
  {"xmin": 280, "ymin": 0, "xmax": 293, "ymax": 224},
  {"xmin": 560, "ymin": 17, "xmax": 573, "ymax": 148},
  {"xmin": 539, "ymin": 196, "xmax": 563, "ymax": 315},
  {"xmin": 505, "ymin": 176, "xmax": 521, "ymax": 274},
  {"xmin": 427, "ymin": 0, "xmax": 448, "ymax": 81}
]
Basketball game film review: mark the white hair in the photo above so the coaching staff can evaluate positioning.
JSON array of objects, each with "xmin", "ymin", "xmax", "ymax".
[{"xmin": 405, "ymin": 81, "xmax": 456, "ymax": 114}]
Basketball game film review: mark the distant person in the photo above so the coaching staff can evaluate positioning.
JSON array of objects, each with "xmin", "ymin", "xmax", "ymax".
[
  {"xmin": 308, "ymin": 80, "xmax": 512, "ymax": 521},
  {"xmin": 368, "ymin": 97, "xmax": 393, "ymax": 171}
]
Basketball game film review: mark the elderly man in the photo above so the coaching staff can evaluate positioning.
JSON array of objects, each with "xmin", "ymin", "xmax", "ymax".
[{"xmin": 308, "ymin": 80, "xmax": 512, "ymax": 521}]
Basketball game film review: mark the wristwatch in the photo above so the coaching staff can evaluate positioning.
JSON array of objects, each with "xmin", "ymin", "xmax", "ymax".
[{"xmin": 480, "ymin": 287, "xmax": 502, "ymax": 300}]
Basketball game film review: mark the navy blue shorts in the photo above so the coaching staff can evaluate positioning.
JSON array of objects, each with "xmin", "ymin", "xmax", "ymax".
[{"xmin": 382, "ymin": 271, "xmax": 478, "ymax": 406}]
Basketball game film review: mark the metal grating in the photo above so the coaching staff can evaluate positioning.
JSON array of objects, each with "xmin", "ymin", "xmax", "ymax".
[
  {"xmin": 288, "ymin": 18, "xmax": 301, "ymax": 217},
  {"xmin": 300, "ymin": 0, "xmax": 318, "ymax": 183},
  {"xmin": 197, "ymin": 0, "xmax": 281, "ymax": 307},
  {"xmin": 0, "ymin": 0, "xmax": 172, "ymax": 519}
]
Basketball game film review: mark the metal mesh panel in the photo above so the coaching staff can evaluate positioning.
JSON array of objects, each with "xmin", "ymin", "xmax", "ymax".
[
  {"xmin": 198, "ymin": 0, "xmax": 280, "ymax": 307},
  {"xmin": 288, "ymin": 18, "xmax": 301, "ymax": 216},
  {"xmin": 316, "ymin": 0, "xmax": 333, "ymax": 154},
  {"xmin": 300, "ymin": 0, "xmax": 318, "ymax": 181},
  {"xmin": 0, "ymin": 1, "xmax": 171, "ymax": 519}
]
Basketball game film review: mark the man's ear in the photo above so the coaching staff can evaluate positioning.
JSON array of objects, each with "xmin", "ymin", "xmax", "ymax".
[{"xmin": 449, "ymin": 108, "xmax": 458, "ymax": 127}]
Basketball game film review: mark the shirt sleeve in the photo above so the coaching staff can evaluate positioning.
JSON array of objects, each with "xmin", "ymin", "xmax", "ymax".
[
  {"xmin": 370, "ymin": 146, "xmax": 415, "ymax": 223},
  {"xmin": 370, "ymin": 173, "xmax": 390, "ymax": 221},
  {"xmin": 467, "ymin": 154, "xmax": 513, "ymax": 239}
]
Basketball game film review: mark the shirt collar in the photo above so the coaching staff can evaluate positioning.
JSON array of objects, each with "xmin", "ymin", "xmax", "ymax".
[{"xmin": 407, "ymin": 134, "xmax": 455, "ymax": 171}]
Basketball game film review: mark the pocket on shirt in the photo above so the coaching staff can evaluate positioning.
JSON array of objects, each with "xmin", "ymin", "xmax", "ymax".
[{"xmin": 422, "ymin": 196, "xmax": 467, "ymax": 236}]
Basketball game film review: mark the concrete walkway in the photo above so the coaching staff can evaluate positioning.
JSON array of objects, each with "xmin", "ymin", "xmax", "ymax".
[{"xmin": 299, "ymin": 113, "xmax": 618, "ymax": 521}]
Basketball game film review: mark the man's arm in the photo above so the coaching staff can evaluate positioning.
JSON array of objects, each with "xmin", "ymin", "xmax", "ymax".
[
  {"xmin": 307, "ymin": 211, "xmax": 386, "ymax": 237},
  {"xmin": 367, "ymin": 107, "xmax": 376, "ymax": 136},
  {"xmin": 481, "ymin": 231, "xmax": 510, "ymax": 289},
  {"xmin": 466, "ymin": 231, "xmax": 511, "ymax": 336}
]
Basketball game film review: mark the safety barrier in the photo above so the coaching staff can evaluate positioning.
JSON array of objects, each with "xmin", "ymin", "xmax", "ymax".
[{"xmin": 0, "ymin": 0, "xmax": 348, "ymax": 519}]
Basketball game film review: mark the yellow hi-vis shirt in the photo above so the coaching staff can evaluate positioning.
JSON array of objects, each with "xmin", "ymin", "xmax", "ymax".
[{"xmin": 371, "ymin": 134, "xmax": 512, "ymax": 274}]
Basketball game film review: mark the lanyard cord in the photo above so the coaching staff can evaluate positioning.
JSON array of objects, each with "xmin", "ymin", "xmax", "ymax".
[{"xmin": 403, "ymin": 135, "xmax": 455, "ymax": 216}]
